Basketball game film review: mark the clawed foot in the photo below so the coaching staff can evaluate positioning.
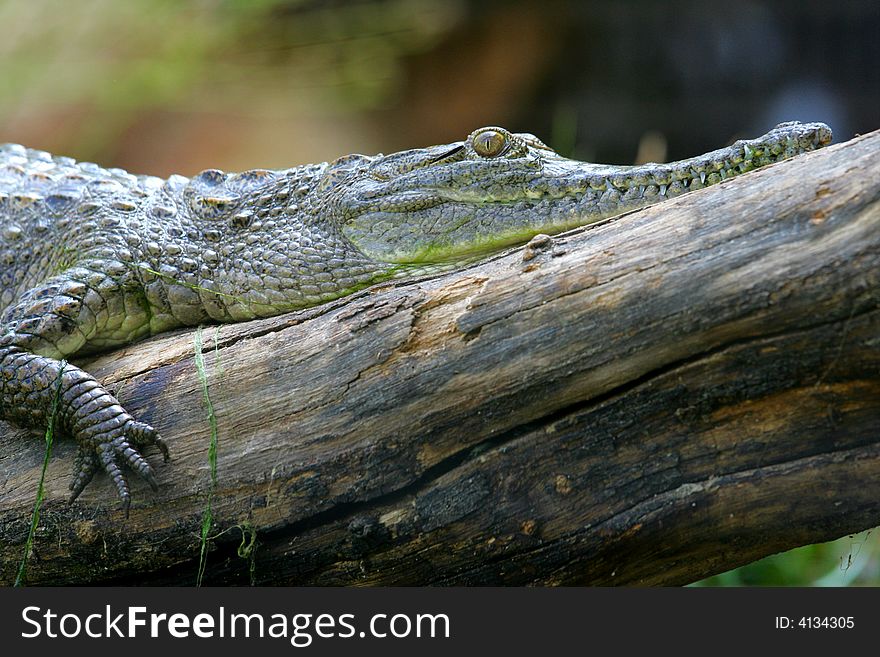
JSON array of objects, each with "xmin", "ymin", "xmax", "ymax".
[{"xmin": 69, "ymin": 419, "xmax": 169, "ymax": 517}]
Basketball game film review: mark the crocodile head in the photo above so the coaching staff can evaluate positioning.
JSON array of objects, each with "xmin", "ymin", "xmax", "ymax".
[{"xmin": 319, "ymin": 122, "xmax": 832, "ymax": 265}]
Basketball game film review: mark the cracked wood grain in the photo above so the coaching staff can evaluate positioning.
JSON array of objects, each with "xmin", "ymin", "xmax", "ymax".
[{"xmin": 1, "ymin": 129, "xmax": 879, "ymax": 585}]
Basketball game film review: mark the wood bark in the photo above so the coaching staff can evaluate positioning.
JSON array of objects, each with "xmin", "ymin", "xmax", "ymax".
[{"xmin": 1, "ymin": 130, "xmax": 879, "ymax": 586}]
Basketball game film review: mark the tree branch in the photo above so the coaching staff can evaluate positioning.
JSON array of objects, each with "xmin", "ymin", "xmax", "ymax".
[{"xmin": 2, "ymin": 130, "xmax": 879, "ymax": 585}]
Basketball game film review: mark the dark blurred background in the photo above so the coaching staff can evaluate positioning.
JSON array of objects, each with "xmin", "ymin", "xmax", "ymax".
[
  {"xmin": 0, "ymin": 0, "xmax": 877, "ymax": 584},
  {"xmin": 1, "ymin": 0, "xmax": 876, "ymax": 175}
]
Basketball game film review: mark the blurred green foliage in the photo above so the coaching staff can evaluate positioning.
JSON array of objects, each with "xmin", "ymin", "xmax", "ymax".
[
  {"xmin": 0, "ymin": 0, "xmax": 462, "ymax": 160},
  {"xmin": 694, "ymin": 529, "xmax": 879, "ymax": 586},
  {"xmin": 0, "ymin": 0, "xmax": 459, "ymax": 112}
]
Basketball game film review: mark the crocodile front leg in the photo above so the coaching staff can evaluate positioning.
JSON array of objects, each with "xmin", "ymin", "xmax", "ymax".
[
  {"xmin": 0, "ymin": 268, "xmax": 168, "ymax": 514},
  {"xmin": 1, "ymin": 345, "xmax": 167, "ymax": 512}
]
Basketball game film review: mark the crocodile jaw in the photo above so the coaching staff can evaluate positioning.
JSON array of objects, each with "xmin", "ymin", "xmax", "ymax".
[{"xmin": 338, "ymin": 121, "xmax": 832, "ymax": 264}]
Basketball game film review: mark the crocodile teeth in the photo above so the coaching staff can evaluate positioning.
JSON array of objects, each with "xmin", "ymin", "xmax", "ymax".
[
  {"xmin": 743, "ymin": 144, "xmax": 753, "ymax": 159},
  {"xmin": 700, "ymin": 172, "xmax": 706, "ymax": 185},
  {"xmin": 659, "ymin": 184, "xmax": 667, "ymax": 196}
]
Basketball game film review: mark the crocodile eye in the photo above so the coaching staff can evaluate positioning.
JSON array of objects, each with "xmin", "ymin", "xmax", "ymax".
[{"xmin": 472, "ymin": 129, "xmax": 507, "ymax": 158}]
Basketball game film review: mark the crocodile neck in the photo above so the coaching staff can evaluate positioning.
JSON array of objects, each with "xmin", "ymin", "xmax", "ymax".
[{"xmin": 139, "ymin": 164, "xmax": 392, "ymax": 325}]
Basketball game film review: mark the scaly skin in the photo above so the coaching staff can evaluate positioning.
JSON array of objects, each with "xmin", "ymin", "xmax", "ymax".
[{"xmin": 0, "ymin": 121, "xmax": 832, "ymax": 513}]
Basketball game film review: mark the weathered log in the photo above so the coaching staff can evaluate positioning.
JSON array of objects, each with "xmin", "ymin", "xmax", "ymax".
[{"xmin": 1, "ymin": 130, "xmax": 878, "ymax": 586}]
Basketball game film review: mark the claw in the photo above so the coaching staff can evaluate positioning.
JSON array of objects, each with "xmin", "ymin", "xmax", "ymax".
[
  {"xmin": 100, "ymin": 446, "xmax": 132, "ymax": 516},
  {"xmin": 142, "ymin": 468, "xmax": 159, "ymax": 493},
  {"xmin": 156, "ymin": 436, "xmax": 170, "ymax": 462},
  {"xmin": 69, "ymin": 445, "xmax": 99, "ymax": 502},
  {"xmin": 129, "ymin": 420, "xmax": 170, "ymax": 462},
  {"xmin": 116, "ymin": 436, "xmax": 157, "ymax": 485},
  {"xmin": 64, "ymin": 374, "xmax": 168, "ymax": 511}
]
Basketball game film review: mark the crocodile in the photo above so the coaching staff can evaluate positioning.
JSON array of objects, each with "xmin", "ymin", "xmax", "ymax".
[{"xmin": 0, "ymin": 121, "xmax": 832, "ymax": 514}]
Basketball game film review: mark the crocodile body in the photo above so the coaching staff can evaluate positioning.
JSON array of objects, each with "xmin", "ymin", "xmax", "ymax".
[{"xmin": 0, "ymin": 122, "xmax": 832, "ymax": 512}]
